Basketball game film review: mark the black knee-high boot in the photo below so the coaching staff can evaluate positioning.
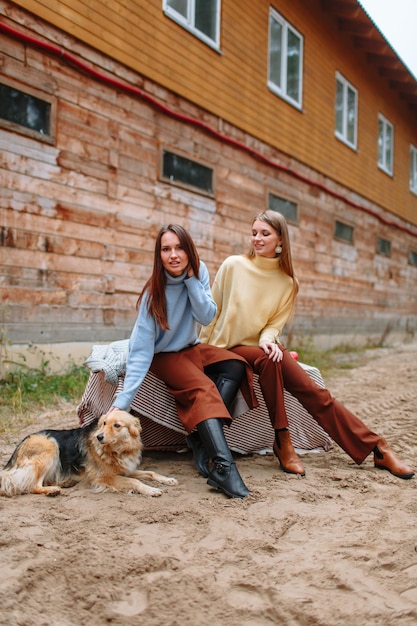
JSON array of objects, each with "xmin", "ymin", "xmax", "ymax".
[
  {"xmin": 185, "ymin": 430, "xmax": 210, "ymax": 477},
  {"xmin": 197, "ymin": 418, "xmax": 250, "ymax": 499},
  {"xmin": 215, "ymin": 377, "xmax": 241, "ymax": 413},
  {"xmin": 186, "ymin": 377, "xmax": 241, "ymax": 477}
]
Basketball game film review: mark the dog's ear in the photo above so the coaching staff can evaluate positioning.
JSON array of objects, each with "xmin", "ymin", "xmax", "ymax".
[{"xmin": 128, "ymin": 420, "xmax": 141, "ymax": 439}]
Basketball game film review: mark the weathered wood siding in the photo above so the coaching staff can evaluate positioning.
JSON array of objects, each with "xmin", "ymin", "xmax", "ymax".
[
  {"xmin": 0, "ymin": 1, "xmax": 416, "ymax": 349},
  {"xmin": 8, "ymin": 0, "xmax": 417, "ymax": 226}
]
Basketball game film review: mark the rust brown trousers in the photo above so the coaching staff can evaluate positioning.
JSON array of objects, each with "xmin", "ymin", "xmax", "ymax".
[
  {"xmin": 149, "ymin": 343, "xmax": 257, "ymax": 433},
  {"xmin": 230, "ymin": 345, "xmax": 380, "ymax": 465}
]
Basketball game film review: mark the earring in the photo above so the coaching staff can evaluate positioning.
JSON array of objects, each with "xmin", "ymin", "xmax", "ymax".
[{"xmin": 275, "ymin": 245, "xmax": 282, "ymax": 255}]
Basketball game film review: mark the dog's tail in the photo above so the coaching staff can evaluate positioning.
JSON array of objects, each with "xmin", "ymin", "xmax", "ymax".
[{"xmin": 0, "ymin": 466, "xmax": 38, "ymax": 497}]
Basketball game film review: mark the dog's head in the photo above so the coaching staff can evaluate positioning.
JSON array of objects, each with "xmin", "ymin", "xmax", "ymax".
[{"xmin": 95, "ymin": 410, "xmax": 143, "ymax": 455}]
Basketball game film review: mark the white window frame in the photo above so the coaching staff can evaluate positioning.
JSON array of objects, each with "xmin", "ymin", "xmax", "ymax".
[
  {"xmin": 268, "ymin": 7, "xmax": 303, "ymax": 110},
  {"xmin": 410, "ymin": 144, "xmax": 417, "ymax": 195},
  {"xmin": 335, "ymin": 72, "xmax": 358, "ymax": 150},
  {"xmin": 163, "ymin": 0, "xmax": 221, "ymax": 50},
  {"xmin": 378, "ymin": 114, "xmax": 394, "ymax": 176}
]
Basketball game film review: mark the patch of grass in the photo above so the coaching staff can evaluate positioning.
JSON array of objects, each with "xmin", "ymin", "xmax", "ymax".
[
  {"xmin": 290, "ymin": 345, "xmax": 336, "ymax": 374},
  {"xmin": 287, "ymin": 340, "xmax": 376, "ymax": 377},
  {"xmin": 0, "ymin": 364, "xmax": 89, "ymax": 434}
]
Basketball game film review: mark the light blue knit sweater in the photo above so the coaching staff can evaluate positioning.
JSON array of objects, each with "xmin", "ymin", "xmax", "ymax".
[{"xmin": 113, "ymin": 261, "xmax": 216, "ymax": 411}]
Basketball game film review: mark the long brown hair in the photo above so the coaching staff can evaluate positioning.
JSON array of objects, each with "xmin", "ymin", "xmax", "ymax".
[
  {"xmin": 137, "ymin": 224, "xmax": 200, "ymax": 330},
  {"xmin": 248, "ymin": 210, "xmax": 299, "ymax": 296}
]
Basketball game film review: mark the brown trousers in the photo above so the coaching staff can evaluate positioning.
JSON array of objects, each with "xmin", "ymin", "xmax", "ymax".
[
  {"xmin": 230, "ymin": 345, "xmax": 380, "ymax": 465},
  {"xmin": 150, "ymin": 343, "xmax": 256, "ymax": 433}
]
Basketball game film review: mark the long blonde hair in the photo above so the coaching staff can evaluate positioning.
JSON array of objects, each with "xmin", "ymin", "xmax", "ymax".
[{"xmin": 248, "ymin": 210, "xmax": 299, "ymax": 297}]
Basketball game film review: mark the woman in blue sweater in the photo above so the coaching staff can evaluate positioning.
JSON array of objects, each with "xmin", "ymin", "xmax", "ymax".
[{"xmin": 110, "ymin": 224, "xmax": 255, "ymax": 499}]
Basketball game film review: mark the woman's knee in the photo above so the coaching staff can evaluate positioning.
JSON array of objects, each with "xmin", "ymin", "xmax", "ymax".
[
  {"xmin": 224, "ymin": 359, "xmax": 246, "ymax": 383},
  {"xmin": 254, "ymin": 351, "xmax": 277, "ymax": 375},
  {"xmin": 205, "ymin": 359, "xmax": 246, "ymax": 384}
]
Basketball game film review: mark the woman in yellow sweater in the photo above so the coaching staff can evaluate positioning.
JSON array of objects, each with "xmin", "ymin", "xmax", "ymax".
[{"xmin": 199, "ymin": 210, "xmax": 414, "ymax": 482}]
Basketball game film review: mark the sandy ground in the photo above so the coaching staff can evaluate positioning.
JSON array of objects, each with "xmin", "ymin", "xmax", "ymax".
[{"xmin": 1, "ymin": 341, "xmax": 417, "ymax": 626}]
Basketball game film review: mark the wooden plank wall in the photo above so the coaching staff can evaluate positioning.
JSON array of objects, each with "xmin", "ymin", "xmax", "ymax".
[
  {"xmin": 1, "ymin": 2, "xmax": 416, "ymax": 349},
  {"xmin": 8, "ymin": 0, "xmax": 417, "ymax": 227}
]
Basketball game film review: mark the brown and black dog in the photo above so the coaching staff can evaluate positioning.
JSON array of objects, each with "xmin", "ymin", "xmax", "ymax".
[{"xmin": 0, "ymin": 410, "xmax": 178, "ymax": 497}]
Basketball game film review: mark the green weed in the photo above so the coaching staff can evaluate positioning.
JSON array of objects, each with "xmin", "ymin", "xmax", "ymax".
[
  {"xmin": 287, "ymin": 339, "xmax": 377, "ymax": 377},
  {"xmin": 0, "ymin": 364, "xmax": 89, "ymax": 434}
]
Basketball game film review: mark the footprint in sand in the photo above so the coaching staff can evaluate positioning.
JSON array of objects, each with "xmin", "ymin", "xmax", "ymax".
[
  {"xmin": 227, "ymin": 584, "xmax": 270, "ymax": 611},
  {"xmin": 111, "ymin": 590, "xmax": 148, "ymax": 616},
  {"xmin": 400, "ymin": 564, "xmax": 417, "ymax": 603},
  {"xmin": 400, "ymin": 587, "xmax": 417, "ymax": 603}
]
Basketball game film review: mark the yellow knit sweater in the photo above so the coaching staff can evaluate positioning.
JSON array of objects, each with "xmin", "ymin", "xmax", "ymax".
[{"xmin": 200, "ymin": 254, "xmax": 296, "ymax": 348}]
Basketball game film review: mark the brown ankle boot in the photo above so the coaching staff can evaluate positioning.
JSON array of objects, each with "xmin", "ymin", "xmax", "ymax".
[
  {"xmin": 374, "ymin": 438, "xmax": 414, "ymax": 479},
  {"xmin": 273, "ymin": 429, "xmax": 305, "ymax": 476}
]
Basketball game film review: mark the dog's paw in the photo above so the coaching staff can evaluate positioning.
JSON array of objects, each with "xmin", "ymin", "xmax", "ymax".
[
  {"xmin": 148, "ymin": 487, "xmax": 163, "ymax": 497},
  {"xmin": 60, "ymin": 479, "xmax": 79, "ymax": 489},
  {"xmin": 164, "ymin": 477, "xmax": 178, "ymax": 486}
]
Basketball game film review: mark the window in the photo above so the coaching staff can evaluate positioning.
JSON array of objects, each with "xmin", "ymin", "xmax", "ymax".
[
  {"xmin": 409, "ymin": 251, "xmax": 417, "ymax": 266},
  {"xmin": 378, "ymin": 114, "xmax": 394, "ymax": 175},
  {"xmin": 377, "ymin": 237, "xmax": 391, "ymax": 257},
  {"xmin": 0, "ymin": 78, "xmax": 56, "ymax": 143},
  {"xmin": 161, "ymin": 149, "xmax": 214, "ymax": 195},
  {"xmin": 268, "ymin": 193, "xmax": 298, "ymax": 223},
  {"xmin": 163, "ymin": 0, "xmax": 220, "ymax": 49},
  {"xmin": 335, "ymin": 72, "xmax": 357, "ymax": 150},
  {"xmin": 334, "ymin": 220, "xmax": 354, "ymax": 244},
  {"xmin": 411, "ymin": 145, "xmax": 417, "ymax": 195},
  {"xmin": 268, "ymin": 8, "xmax": 303, "ymax": 109}
]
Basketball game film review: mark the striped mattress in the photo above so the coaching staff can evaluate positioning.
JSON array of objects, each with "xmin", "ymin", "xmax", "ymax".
[{"xmin": 77, "ymin": 341, "xmax": 333, "ymax": 455}]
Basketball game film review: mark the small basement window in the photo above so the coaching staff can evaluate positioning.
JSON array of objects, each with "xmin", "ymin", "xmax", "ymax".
[
  {"xmin": 0, "ymin": 78, "xmax": 56, "ymax": 143},
  {"xmin": 161, "ymin": 150, "xmax": 214, "ymax": 196},
  {"xmin": 376, "ymin": 237, "xmax": 391, "ymax": 257},
  {"xmin": 268, "ymin": 193, "xmax": 298, "ymax": 224},
  {"xmin": 334, "ymin": 220, "xmax": 354, "ymax": 244},
  {"xmin": 409, "ymin": 251, "xmax": 417, "ymax": 267}
]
